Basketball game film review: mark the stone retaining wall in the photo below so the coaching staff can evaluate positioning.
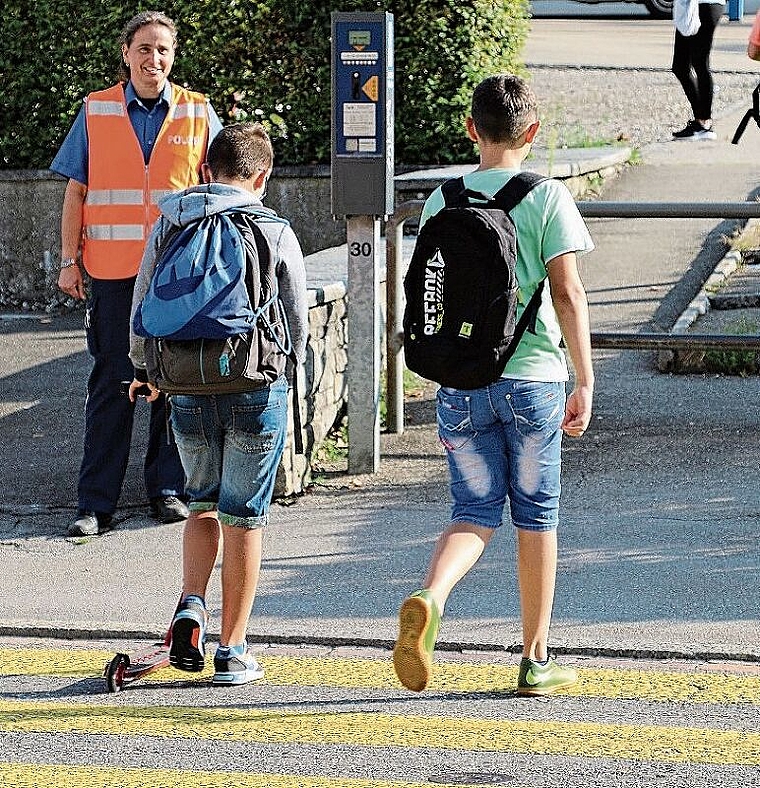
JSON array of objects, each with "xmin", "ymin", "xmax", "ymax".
[{"xmin": 278, "ymin": 283, "xmax": 348, "ymax": 496}]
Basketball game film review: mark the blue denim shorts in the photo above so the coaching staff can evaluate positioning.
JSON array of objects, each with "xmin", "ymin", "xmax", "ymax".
[
  {"xmin": 169, "ymin": 377, "xmax": 288, "ymax": 528},
  {"xmin": 436, "ymin": 379, "xmax": 565, "ymax": 531}
]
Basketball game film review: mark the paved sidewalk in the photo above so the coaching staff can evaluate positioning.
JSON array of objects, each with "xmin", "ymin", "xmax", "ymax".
[{"xmin": 2, "ymin": 100, "xmax": 759, "ymax": 661}]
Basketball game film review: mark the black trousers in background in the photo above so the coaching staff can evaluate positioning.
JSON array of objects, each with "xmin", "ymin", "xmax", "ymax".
[
  {"xmin": 78, "ymin": 276, "xmax": 185, "ymax": 515},
  {"xmin": 671, "ymin": 2, "xmax": 724, "ymax": 121}
]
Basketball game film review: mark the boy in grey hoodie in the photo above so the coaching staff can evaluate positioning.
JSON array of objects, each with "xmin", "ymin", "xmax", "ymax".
[{"xmin": 129, "ymin": 122, "xmax": 308, "ymax": 686}]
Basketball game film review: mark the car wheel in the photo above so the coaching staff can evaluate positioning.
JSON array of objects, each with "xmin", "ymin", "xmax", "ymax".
[{"xmin": 643, "ymin": 0, "xmax": 673, "ymax": 18}]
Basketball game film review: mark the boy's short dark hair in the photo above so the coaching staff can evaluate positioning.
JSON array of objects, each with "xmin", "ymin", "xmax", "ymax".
[
  {"xmin": 471, "ymin": 74, "xmax": 538, "ymax": 145},
  {"xmin": 206, "ymin": 122, "xmax": 274, "ymax": 181}
]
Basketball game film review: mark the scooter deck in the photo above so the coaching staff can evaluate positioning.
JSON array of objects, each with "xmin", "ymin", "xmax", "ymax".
[
  {"xmin": 104, "ymin": 597, "xmax": 182, "ymax": 692},
  {"xmin": 104, "ymin": 641, "xmax": 171, "ymax": 692}
]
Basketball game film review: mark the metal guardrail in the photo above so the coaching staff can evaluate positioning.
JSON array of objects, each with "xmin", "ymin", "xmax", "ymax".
[
  {"xmin": 591, "ymin": 333, "xmax": 760, "ymax": 350},
  {"xmin": 576, "ymin": 202, "xmax": 760, "ymax": 219},
  {"xmin": 385, "ymin": 200, "xmax": 760, "ymax": 434}
]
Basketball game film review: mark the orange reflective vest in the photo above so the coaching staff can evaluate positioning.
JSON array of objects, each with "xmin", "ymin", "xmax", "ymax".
[{"xmin": 82, "ymin": 82, "xmax": 209, "ymax": 279}]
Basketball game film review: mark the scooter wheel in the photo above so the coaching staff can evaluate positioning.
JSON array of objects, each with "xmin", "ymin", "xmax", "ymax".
[{"xmin": 105, "ymin": 652, "xmax": 131, "ymax": 693}]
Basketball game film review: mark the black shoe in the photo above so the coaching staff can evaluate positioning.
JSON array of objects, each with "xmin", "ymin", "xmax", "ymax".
[
  {"xmin": 150, "ymin": 495, "xmax": 190, "ymax": 523},
  {"xmin": 672, "ymin": 119, "xmax": 716, "ymax": 141},
  {"xmin": 68, "ymin": 510, "xmax": 113, "ymax": 536},
  {"xmin": 169, "ymin": 596, "xmax": 208, "ymax": 672}
]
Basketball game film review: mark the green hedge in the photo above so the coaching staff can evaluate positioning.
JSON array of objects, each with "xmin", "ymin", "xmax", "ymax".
[{"xmin": 1, "ymin": 0, "xmax": 529, "ymax": 169}]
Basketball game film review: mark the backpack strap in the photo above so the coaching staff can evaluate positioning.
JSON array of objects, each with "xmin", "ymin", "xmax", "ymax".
[
  {"xmin": 441, "ymin": 176, "xmax": 494, "ymax": 208},
  {"xmin": 497, "ymin": 277, "xmax": 547, "ymax": 374},
  {"xmin": 229, "ymin": 210, "xmax": 305, "ymax": 455},
  {"xmin": 440, "ymin": 176, "xmax": 465, "ymax": 207},
  {"xmin": 494, "ymin": 172, "xmax": 550, "ymax": 374},
  {"xmin": 491, "ymin": 171, "xmax": 548, "ymax": 213}
]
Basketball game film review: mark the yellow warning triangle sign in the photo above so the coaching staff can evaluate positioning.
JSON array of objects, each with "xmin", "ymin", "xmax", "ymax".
[{"xmin": 362, "ymin": 75, "xmax": 379, "ymax": 102}]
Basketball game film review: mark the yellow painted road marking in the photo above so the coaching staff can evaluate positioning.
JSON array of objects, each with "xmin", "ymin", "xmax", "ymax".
[
  {"xmin": 0, "ymin": 701, "xmax": 757, "ymax": 766},
  {"xmin": 2, "ymin": 648, "xmax": 759, "ymax": 705},
  {"xmin": 0, "ymin": 763, "xmax": 484, "ymax": 788}
]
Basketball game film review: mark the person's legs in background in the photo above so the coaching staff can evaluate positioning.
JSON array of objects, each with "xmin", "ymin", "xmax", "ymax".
[
  {"xmin": 691, "ymin": 2, "xmax": 724, "ymax": 124},
  {"xmin": 671, "ymin": 4, "xmax": 723, "ymax": 139},
  {"xmin": 144, "ymin": 394, "xmax": 188, "ymax": 523},
  {"xmin": 672, "ymin": 29, "xmax": 700, "ymax": 120},
  {"xmin": 72, "ymin": 278, "xmax": 136, "ymax": 536}
]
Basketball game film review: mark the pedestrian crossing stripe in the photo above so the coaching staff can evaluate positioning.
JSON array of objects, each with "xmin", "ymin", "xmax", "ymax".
[
  {"xmin": 0, "ymin": 700, "xmax": 758, "ymax": 766},
  {"xmin": 1, "ymin": 648, "xmax": 759, "ymax": 705},
  {"xmin": 0, "ymin": 763, "xmax": 482, "ymax": 788}
]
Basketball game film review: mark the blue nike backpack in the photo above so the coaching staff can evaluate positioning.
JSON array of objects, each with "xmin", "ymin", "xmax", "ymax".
[{"xmin": 133, "ymin": 208, "xmax": 295, "ymax": 395}]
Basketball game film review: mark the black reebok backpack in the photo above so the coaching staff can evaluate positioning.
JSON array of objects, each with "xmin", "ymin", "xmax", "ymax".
[{"xmin": 403, "ymin": 172, "xmax": 547, "ymax": 389}]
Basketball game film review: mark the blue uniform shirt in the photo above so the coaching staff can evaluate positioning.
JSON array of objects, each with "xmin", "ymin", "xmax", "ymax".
[{"xmin": 50, "ymin": 81, "xmax": 223, "ymax": 184}]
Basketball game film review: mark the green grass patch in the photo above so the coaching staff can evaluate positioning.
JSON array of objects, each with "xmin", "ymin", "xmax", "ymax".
[
  {"xmin": 701, "ymin": 317, "xmax": 760, "ymax": 376},
  {"xmin": 312, "ymin": 369, "xmax": 430, "ymax": 472}
]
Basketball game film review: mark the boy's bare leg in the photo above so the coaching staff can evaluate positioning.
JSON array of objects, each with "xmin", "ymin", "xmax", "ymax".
[
  {"xmin": 219, "ymin": 524, "xmax": 263, "ymax": 646},
  {"xmin": 169, "ymin": 510, "xmax": 218, "ymax": 672},
  {"xmin": 394, "ymin": 521, "xmax": 494, "ymax": 691},
  {"xmin": 516, "ymin": 528, "xmax": 558, "ymax": 663},
  {"xmin": 181, "ymin": 510, "xmax": 221, "ymax": 599},
  {"xmin": 424, "ymin": 521, "xmax": 495, "ymax": 614}
]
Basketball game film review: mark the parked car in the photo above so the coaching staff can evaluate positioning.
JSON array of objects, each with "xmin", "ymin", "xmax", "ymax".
[{"xmin": 575, "ymin": 0, "xmax": 673, "ymax": 17}]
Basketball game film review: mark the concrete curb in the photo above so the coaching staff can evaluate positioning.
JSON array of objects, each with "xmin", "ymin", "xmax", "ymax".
[
  {"xmin": 670, "ymin": 248, "xmax": 744, "ymax": 335},
  {"xmin": 3, "ymin": 624, "xmax": 758, "ymax": 663},
  {"xmin": 659, "ymin": 217, "xmax": 760, "ymax": 372},
  {"xmin": 394, "ymin": 146, "xmax": 633, "ymax": 187}
]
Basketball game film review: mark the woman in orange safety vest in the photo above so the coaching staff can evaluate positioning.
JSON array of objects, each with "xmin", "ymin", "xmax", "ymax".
[{"xmin": 51, "ymin": 10, "xmax": 223, "ymax": 537}]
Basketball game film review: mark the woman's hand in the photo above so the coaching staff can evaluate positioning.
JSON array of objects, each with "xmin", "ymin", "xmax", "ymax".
[
  {"xmin": 57, "ymin": 264, "xmax": 86, "ymax": 300},
  {"xmin": 128, "ymin": 379, "xmax": 161, "ymax": 403}
]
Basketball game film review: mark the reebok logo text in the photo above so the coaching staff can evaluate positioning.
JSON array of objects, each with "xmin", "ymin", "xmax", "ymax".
[{"xmin": 423, "ymin": 249, "xmax": 445, "ymax": 335}]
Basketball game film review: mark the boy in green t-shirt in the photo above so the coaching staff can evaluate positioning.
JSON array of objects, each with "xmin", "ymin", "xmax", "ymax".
[{"xmin": 393, "ymin": 74, "xmax": 595, "ymax": 696}]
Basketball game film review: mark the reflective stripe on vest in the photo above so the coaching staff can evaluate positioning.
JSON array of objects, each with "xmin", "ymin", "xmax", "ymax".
[
  {"xmin": 171, "ymin": 102, "xmax": 207, "ymax": 121},
  {"xmin": 82, "ymin": 82, "xmax": 208, "ymax": 280},
  {"xmin": 87, "ymin": 225, "xmax": 144, "ymax": 241},
  {"xmin": 86, "ymin": 189, "xmax": 143, "ymax": 206},
  {"xmin": 86, "ymin": 100, "xmax": 125, "ymax": 117}
]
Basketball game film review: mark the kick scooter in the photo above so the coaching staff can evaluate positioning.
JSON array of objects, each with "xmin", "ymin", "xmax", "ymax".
[{"xmin": 104, "ymin": 599, "xmax": 182, "ymax": 692}]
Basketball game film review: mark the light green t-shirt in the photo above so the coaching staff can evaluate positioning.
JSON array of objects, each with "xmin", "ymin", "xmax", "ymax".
[{"xmin": 419, "ymin": 168, "xmax": 594, "ymax": 382}]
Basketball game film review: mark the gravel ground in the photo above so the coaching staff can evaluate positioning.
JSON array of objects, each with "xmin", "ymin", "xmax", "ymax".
[{"xmin": 526, "ymin": 65, "xmax": 759, "ymax": 149}]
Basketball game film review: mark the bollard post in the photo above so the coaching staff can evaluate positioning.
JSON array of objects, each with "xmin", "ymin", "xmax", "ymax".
[
  {"xmin": 346, "ymin": 215, "xmax": 382, "ymax": 473},
  {"xmin": 331, "ymin": 11, "xmax": 395, "ymax": 472}
]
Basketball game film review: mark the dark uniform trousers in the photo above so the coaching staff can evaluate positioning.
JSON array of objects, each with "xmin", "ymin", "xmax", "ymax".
[{"xmin": 78, "ymin": 276, "xmax": 185, "ymax": 515}]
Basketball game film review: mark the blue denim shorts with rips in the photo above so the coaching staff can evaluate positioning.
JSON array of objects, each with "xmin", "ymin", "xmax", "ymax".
[
  {"xmin": 169, "ymin": 377, "xmax": 288, "ymax": 529},
  {"xmin": 436, "ymin": 378, "xmax": 565, "ymax": 532}
]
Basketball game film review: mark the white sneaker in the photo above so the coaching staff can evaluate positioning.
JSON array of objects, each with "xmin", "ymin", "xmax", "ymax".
[{"xmin": 212, "ymin": 643, "xmax": 264, "ymax": 686}]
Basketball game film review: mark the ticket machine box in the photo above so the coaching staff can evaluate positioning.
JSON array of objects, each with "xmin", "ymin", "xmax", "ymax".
[{"xmin": 331, "ymin": 12, "xmax": 394, "ymax": 217}]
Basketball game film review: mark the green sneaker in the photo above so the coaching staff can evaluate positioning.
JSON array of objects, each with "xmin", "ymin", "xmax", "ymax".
[
  {"xmin": 517, "ymin": 656, "xmax": 578, "ymax": 696},
  {"xmin": 393, "ymin": 589, "xmax": 441, "ymax": 692}
]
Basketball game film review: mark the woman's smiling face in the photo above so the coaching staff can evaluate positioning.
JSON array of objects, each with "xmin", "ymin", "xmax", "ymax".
[{"xmin": 122, "ymin": 23, "xmax": 175, "ymax": 99}]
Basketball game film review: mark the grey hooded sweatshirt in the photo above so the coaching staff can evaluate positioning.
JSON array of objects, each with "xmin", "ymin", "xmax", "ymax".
[{"xmin": 129, "ymin": 182, "xmax": 309, "ymax": 375}]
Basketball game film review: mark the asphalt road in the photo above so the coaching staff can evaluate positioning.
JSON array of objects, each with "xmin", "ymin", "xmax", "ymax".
[
  {"xmin": 525, "ymin": 7, "xmax": 760, "ymax": 71},
  {"xmin": 1, "ymin": 637, "xmax": 758, "ymax": 787}
]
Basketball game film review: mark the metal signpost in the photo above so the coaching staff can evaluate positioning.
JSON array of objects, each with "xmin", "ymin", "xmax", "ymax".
[{"xmin": 331, "ymin": 12, "xmax": 394, "ymax": 473}]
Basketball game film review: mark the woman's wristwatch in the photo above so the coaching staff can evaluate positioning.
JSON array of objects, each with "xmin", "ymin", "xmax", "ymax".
[{"xmin": 60, "ymin": 258, "xmax": 79, "ymax": 269}]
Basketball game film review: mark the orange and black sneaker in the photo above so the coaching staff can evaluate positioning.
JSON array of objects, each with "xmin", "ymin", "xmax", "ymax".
[{"xmin": 169, "ymin": 595, "xmax": 208, "ymax": 673}]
